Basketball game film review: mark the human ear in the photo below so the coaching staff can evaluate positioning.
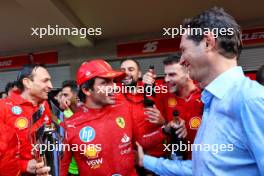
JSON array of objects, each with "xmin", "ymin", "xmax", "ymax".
[
  {"xmin": 204, "ymin": 32, "xmax": 216, "ymax": 52},
  {"xmin": 81, "ymin": 88, "xmax": 91, "ymax": 96}
]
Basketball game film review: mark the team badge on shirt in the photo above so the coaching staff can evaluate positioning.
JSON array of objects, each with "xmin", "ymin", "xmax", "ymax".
[
  {"xmin": 189, "ymin": 116, "xmax": 201, "ymax": 129},
  {"xmin": 87, "ymin": 158, "xmax": 103, "ymax": 169},
  {"xmin": 79, "ymin": 126, "xmax": 96, "ymax": 142},
  {"xmin": 116, "ymin": 117, "xmax": 125, "ymax": 128},
  {"xmin": 15, "ymin": 117, "xmax": 28, "ymax": 129},
  {"xmin": 121, "ymin": 133, "xmax": 130, "ymax": 143},
  {"xmin": 12, "ymin": 106, "xmax": 22, "ymax": 115},
  {"xmin": 168, "ymin": 98, "xmax": 177, "ymax": 107},
  {"xmin": 84, "ymin": 146, "xmax": 100, "ymax": 159}
]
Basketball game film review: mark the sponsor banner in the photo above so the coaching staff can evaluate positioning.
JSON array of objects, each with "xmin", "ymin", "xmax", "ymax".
[
  {"xmin": 0, "ymin": 51, "xmax": 58, "ymax": 69},
  {"xmin": 117, "ymin": 28, "xmax": 264, "ymax": 57},
  {"xmin": 0, "ymin": 55, "xmax": 30, "ymax": 69},
  {"xmin": 33, "ymin": 51, "xmax": 58, "ymax": 64},
  {"xmin": 242, "ymin": 28, "xmax": 264, "ymax": 45},
  {"xmin": 117, "ymin": 38, "xmax": 181, "ymax": 57}
]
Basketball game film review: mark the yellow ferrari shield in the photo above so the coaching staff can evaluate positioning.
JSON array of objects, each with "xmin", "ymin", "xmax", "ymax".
[{"xmin": 116, "ymin": 117, "xmax": 125, "ymax": 128}]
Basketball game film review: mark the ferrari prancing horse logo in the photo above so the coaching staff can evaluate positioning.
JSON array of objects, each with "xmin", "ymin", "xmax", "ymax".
[{"xmin": 116, "ymin": 117, "xmax": 125, "ymax": 128}]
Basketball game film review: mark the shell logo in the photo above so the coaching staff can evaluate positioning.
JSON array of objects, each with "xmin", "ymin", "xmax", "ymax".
[
  {"xmin": 15, "ymin": 117, "xmax": 28, "ymax": 130},
  {"xmin": 168, "ymin": 97, "xmax": 177, "ymax": 107},
  {"xmin": 84, "ymin": 147, "xmax": 99, "ymax": 159},
  {"xmin": 189, "ymin": 117, "xmax": 201, "ymax": 129}
]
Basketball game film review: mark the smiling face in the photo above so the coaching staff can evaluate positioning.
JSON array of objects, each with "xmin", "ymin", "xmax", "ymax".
[
  {"xmin": 120, "ymin": 60, "xmax": 141, "ymax": 86},
  {"xmin": 164, "ymin": 63, "xmax": 189, "ymax": 93},
  {"xmin": 61, "ymin": 87, "xmax": 75, "ymax": 101},
  {"xmin": 180, "ymin": 34, "xmax": 210, "ymax": 84},
  {"xmin": 83, "ymin": 77, "xmax": 116, "ymax": 106},
  {"xmin": 26, "ymin": 67, "xmax": 53, "ymax": 102}
]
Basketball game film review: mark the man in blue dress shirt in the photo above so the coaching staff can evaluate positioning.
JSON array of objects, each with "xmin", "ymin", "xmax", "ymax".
[{"xmin": 137, "ymin": 7, "xmax": 264, "ymax": 176}]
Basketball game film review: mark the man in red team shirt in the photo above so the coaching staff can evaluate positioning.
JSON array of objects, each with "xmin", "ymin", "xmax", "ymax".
[
  {"xmin": 120, "ymin": 59, "xmax": 176, "ymax": 176},
  {"xmin": 120, "ymin": 59, "xmax": 172, "ymax": 156},
  {"xmin": 0, "ymin": 121, "xmax": 20, "ymax": 176},
  {"xmin": 120, "ymin": 59, "xmax": 167, "ymax": 126},
  {"xmin": 143, "ymin": 55, "xmax": 203, "ymax": 159},
  {"xmin": 0, "ymin": 64, "xmax": 53, "ymax": 175},
  {"xmin": 60, "ymin": 59, "xmax": 186, "ymax": 176}
]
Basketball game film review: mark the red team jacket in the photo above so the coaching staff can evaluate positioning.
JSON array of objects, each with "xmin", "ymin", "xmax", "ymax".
[
  {"xmin": 156, "ymin": 87, "xmax": 203, "ymax": 159},
  {"xmin": 61, "ymin": 94, "xmax": 166, "ymax": 176},
  {"xmin": 0, "ymin": 91, "xmax": 51, "ymax": 174},
  {"xmin": 0, "ymin": 121, "xmax": 20, "ymax": 176},
  {"xmin": 124, "ymin": 92, "xmax": 165, "ymax": 157}
]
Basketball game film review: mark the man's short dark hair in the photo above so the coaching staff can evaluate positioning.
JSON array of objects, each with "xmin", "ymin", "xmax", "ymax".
[
  {"xmin": 78, "ymin": 78, "xmax": 96, "ymax": 103},
  {"xmin": 62, "ymin": 80, "xmax": 78, "ymax": 94},
  {"xmin": 182, "ymin": 7, "xmax": 242, "ymax": 59},
  {"xmin": 163, "ymin": 54, "xmax": 181, "ymax": 65},
  {"xmin": 256, "ymin": 65, "xmax": 264, "ymax": 85},
  {"xmin": 120, "ymin": 59, "xmax": 141, "ymax": 71},
  {"xmin": 16, "ymin": 64, "xmax": 46, "ymax": 91}
]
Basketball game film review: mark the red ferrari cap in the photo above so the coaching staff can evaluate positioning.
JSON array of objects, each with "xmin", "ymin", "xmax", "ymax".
[{"xmin": 77, "ymin": 59, "xmax": 125, "ymax": 85}]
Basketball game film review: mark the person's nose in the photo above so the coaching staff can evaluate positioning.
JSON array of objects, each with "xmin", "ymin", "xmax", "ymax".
[
  {"xmin": 164, "ymin": 75, "xmax": 170, "ymax": 83},
  {"xmin": 47, "ymin": 81, "xmax": 53, "ymax": 90},
  {"xmin": 125, "ymin": 70, "xmax": 132, "ymax": 76}
]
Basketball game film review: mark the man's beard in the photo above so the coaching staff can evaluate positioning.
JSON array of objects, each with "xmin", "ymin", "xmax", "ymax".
[
  {"xmin": 168, "ymin": 84, "xmax": 178, "ymax": 94},
  {"xmin": 122, "ymin": 76, "xmax": 137, "ymax": 87},
  {"xmin": 125, "ymin": 80, "xmax": 137, "ymax": 87}
]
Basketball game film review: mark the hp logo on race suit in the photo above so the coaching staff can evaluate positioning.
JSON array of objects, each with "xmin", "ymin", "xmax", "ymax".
[{"xmin": 79, "ymin": 126, "xmax": 96, "ymax": 142}]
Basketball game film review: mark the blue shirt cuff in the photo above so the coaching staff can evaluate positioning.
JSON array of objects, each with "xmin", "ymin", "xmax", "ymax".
[
  {"xmin": 143, "ymin": 155, "xmax": 193, "ymax": 176},
  {"xmin": 143, "ymin": 155, "xmax": 159, "ymax": 172}
]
